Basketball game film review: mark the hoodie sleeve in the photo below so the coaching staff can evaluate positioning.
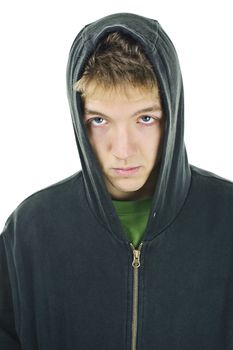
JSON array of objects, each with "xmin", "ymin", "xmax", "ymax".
[{"xmin": 0, "ymin": 233, "xmax": 21, "ymax": 349}]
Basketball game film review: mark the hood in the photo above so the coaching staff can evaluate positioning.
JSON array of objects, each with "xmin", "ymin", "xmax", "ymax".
[{"xmin": 66, "ymin": 12, "xmax": 191, "ymax": 242}]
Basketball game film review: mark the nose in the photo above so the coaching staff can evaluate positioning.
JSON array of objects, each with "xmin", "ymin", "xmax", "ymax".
[{"xmin": 111, "ymin": 126, "xmax": 136, "ymax": 160}]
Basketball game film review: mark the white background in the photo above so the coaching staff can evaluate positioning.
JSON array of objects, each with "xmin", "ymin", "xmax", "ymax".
[{"xmin": 1, "ymin": 0, "xmax": 233, "ymax": 229}]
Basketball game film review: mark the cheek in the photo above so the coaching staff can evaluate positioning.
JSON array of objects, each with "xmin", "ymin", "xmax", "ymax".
[
  {"xmin": 139, "ymin": 124, "xmax": 163, "ymax": 145},
  {"xmin": 88, "ymin": 130, "xmax": 109, "ymax": 162},
  {"xmin": 139, "ymin": 126, "xmax": 163, "ymax": 162},
  {"xmin": 88, "ymin": 127, "xmax": 109, "ymax": 144}
]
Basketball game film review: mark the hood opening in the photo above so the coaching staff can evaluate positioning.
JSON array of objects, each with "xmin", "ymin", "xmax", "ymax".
[{"xmin": 66, "ymin": 13, "xmax": 191, "ymax": 242}]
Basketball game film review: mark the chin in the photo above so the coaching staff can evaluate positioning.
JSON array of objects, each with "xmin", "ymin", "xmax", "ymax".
[
  {"xmin": 105, "ymin": 173, "xmax": 150, "ymax": 195},
  {"xmin": 113, "ymin": 180, "xmax": 146, "ymax": 193}
]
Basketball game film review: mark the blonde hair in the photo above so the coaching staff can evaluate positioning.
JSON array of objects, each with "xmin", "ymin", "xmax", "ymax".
[{"xmin": 73, "ymin": 31, "xmax": 158, "ymax": 97}]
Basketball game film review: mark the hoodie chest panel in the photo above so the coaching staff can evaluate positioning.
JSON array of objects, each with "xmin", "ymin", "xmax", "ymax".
[
  {"xmin": 138, "ymin": 194, "xmax": 233, "ymax": 349},
  {"xmin": 139, "ymin": 233, "xmax": 233, "ymax": 349},
  {"xmin": 15, "ymin": 211, "xmax": 133, "ymax": 350}
]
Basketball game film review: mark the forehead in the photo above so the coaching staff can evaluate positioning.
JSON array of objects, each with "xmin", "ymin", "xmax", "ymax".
[{"xmin": 83, "ymin": 83, "xmax": 161, "ymax": 111}]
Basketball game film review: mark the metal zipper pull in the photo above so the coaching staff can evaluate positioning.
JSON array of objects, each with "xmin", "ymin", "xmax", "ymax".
[{"xmin": 130, "ymin": 242, "xmax": 143, "ymax": 268}]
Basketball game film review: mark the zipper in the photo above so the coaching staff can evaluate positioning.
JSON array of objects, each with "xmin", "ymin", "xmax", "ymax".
[{"xmin": 130, "ymin": 242, "xmax": 143, "ymax": 350}]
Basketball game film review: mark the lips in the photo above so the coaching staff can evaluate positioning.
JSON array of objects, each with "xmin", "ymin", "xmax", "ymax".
[{"xmin": 113, "ymin": 166, "xmax": 141, "ymax": 176}]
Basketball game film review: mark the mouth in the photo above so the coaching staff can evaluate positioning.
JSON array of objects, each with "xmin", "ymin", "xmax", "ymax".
[{"xmin": 112, "ymin": 166, "xmax": 141, "ymax": 176}]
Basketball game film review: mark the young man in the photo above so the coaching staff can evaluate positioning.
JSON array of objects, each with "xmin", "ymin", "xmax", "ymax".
[{"xmin": 1, "ymin": 12, "xmax": 233, "ymax": 350}]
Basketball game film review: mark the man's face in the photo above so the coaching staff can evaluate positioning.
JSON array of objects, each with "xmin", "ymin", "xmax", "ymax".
[{"xmin": 83, "ymin": 84, "xmax": 164, "ymax": 200}]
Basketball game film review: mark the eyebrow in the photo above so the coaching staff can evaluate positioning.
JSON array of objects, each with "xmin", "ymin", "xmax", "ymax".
[{"xmin": 84, "ymin": 105, "xmax": 162, "ymax": 119}]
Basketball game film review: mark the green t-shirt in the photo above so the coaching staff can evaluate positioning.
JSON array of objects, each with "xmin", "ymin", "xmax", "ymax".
[{"xmin": 112, "ymin": 197, "xmax": 153, "ymax": 248}]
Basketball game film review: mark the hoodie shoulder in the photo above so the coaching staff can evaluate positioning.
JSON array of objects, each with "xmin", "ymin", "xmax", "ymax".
[
  {"xmin": 1, "ymin": 171, "xmax": 84, "ymax": 237},
  {"xmin": 191, "ymin": 164, "xmax": 233, "ymax": 186},
  {"xmin": 190, "ymin": 164, "xmax": 233, "ymax": 204}
]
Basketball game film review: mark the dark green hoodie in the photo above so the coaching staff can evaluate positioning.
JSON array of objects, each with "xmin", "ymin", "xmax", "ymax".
[{"xmin": 1, "ymin": 12, "xmax": 233, "ymax": 350}]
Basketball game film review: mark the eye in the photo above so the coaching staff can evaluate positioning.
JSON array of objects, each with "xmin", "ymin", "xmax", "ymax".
[
  {"xmin": 86, "ymin": 117, "xmax": 107, "ymax": 127},
  {"xmin": 139, "ymin": 115, "xmax": 158, "ymax": 125}
]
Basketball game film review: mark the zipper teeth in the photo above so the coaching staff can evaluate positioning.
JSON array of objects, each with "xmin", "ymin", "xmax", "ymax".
[
  {"xmin": 132, "ymin": 266, "xmax": 139, "ymax": 350},
  {"xmin": 130, "ymin": 243, "xmax": 143, "ymax": 350}
]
